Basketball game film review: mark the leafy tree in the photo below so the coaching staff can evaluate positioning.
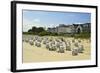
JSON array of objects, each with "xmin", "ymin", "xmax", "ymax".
[
  {"xmin": 28, "ymin": 29, "xmax": 32, "ymax": 32},
  {"xmin": 37, "ymin": 27, "xmax": 45, "ymax": 33},
  {"xmin": 32, "ymin": 26, "xmax": 37, "ymax": 32},
  {"xmin": 28, "ymin": 26, "xmax": 45, "ymax": 34}
]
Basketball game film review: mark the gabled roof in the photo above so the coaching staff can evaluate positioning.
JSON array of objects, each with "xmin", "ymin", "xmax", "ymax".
[
  {"xmin": 73, "ymin": 23, "xmax": 91, "ymax": 28},
  {"xmin": 59, "ymin": 24, "xmax": 73, "ymax": 27}
]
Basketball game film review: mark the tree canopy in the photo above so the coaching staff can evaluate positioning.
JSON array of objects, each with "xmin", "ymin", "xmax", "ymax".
[{"xmin": 28, "ymin": 26, "xmax": 45, "ymax": 33}]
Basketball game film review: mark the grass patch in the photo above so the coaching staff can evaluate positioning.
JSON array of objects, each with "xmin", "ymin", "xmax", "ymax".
[
  {"xmin": 74, "ymin": 32, "xmax": 90, "ymax": 39},
  {"xmin": 23, "ymin": 32, "xmax": 90, "ymax": 39}
]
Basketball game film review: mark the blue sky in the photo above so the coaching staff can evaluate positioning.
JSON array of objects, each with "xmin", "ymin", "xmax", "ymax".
[{"xmin": 23, "ymin": 10, "xmax": 91, "ymax": 32}]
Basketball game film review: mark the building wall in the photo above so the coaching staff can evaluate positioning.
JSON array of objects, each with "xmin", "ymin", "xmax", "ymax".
[
  {"xmin": 57, "ymin": 26, "xmax": 73, "ymax": 34},
  {"xmin": 47, "ymin": 23, "xmax": 90, "ymax": 34},
  {"xmin": 74, "ymin": 23, "xmax": 91, "ymax": 33},
  {"xmin": 82, "ymin": 23, "xmax": 91, "ymax": 33}
]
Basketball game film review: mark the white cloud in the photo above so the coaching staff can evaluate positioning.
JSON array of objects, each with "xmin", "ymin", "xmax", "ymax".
[
  {"xmin": 23, "ymin": 18, "xmax": 42, "ymax": 32},
  {"xmin": 33, "ymin": 19, "xmax": 40, "ymax": 22},
  {"xmin": 23, "ymin": 18, "xmax": 58, "ymax": 32}
]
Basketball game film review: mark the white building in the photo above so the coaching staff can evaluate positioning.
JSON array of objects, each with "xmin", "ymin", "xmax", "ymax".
[
  {"xmin": 57, "ymin": 24, "xmax": 75, "ymax": 34},
  {"xmin": 47, "ymin": 23, "xmax": 90, "ymax": 34}
]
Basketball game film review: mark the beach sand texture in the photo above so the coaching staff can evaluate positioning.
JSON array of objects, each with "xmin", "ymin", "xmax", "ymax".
[{"xmin": 23, "ymin": 35, "xmax": 91, "ymax": 63}]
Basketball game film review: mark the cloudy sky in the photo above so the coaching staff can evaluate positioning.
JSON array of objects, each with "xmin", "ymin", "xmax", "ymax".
[{"xmin": 23, "ymin": 10, "xmax": 91, "ymax": 32}]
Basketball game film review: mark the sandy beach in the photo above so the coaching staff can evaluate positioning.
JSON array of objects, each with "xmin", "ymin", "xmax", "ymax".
[{"xmin": 23, "ymin": 35, "xmax": 91, "ymax": 63}]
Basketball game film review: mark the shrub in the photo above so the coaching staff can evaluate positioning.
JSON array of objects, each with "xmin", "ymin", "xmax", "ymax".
[{"xmin": 74, "ymin": 32, "xmax": 90, "ymax": 39}]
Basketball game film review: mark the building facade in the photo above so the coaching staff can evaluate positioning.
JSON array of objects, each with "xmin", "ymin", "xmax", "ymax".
[{"xmin": 47, "ymin": 23, "xmax": 91, "ymax": 34}]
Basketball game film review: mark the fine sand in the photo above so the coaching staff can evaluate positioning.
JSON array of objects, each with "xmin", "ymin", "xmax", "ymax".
[{"xmin": 23, "ymin": 36, "xmax": 91, "ymax": 63}]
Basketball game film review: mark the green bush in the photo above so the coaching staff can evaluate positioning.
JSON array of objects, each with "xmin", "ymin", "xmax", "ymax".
[
  {"xmin": 38, "ymin": 31, "xmax": 48, "ymax": 36},
  {"xmin": 74, "ymin": 32, "xmax": 90, "ymax": 39},
  {"xmin": 23, "ymin": 31, "xmax": 90, "ymax": 39}
]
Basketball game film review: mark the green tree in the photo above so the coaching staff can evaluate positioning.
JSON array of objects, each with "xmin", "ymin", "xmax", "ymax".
[{"xmin": 28, "ymin": 29, "xmax": 32, "ymax": 32}]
